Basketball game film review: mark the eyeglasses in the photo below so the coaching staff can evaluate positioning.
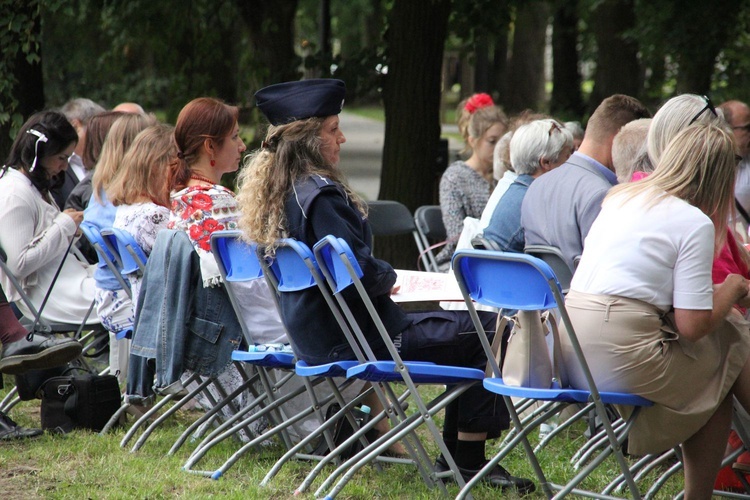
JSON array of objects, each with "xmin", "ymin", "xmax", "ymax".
[
  {"xmin": 688, "ymin": 95, "xmax": 718, "ymax": 125},
  {"xmin": 548, "ymin": 121, "xmax": 562, "ymax": 136}
]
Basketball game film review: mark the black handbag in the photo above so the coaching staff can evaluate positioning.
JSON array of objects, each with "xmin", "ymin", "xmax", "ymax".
[{"xmin": 39, "ymin": 371, "xmax": 121, "ymax": 433}]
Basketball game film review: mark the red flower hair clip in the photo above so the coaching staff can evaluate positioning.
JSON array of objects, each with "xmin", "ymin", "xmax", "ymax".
[{"xmin": 464, "ymin": 93, "xmax": 494, "ymax": 114}]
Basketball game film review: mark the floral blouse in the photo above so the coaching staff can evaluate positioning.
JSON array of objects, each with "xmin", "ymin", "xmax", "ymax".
[
  {"xmin": 113, "ymin": 202, "xmax": 170, "ymax": 304},
  {"xmin": 168, "ymin": 184, "xmax": 240, "ymax": 286}
]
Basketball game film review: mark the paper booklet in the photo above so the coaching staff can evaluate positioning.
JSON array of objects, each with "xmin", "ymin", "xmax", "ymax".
[{"xmin": 390, "ymin": 269, "xmax": 465, "ymax": 303}]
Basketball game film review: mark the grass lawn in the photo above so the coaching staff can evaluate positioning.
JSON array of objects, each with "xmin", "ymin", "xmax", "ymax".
[{"xmin": 0, "ymin": 378, "xmax": 685, "ymax": 499}]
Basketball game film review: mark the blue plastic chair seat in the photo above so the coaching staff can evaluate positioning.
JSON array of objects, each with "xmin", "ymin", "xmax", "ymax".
[
  {"xmin": 347, "ymin": 361, "xmax": 484, "ymax": 384},
  {"xmin": 231, "ymin": 350, "xmax": 296, "ymax": 369},
  {"xmin": 295, "ymin": 360, "xmax": 359, "ymax": 378},
  {"xmin": 482, "ymin": 379, "xmax": 653, "ymax": 407}
]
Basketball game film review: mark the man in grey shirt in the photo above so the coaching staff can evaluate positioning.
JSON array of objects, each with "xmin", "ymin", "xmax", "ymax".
[{"xmin": 521, "ymin": 94, "xmax": 650, "ymax": 271}]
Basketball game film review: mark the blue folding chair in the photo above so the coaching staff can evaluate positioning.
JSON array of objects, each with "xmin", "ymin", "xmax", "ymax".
[
  {"xmin": 311, "ymin": 235, "xmax": 489, "ymax": 499},
  {"xmin": 182, "ymin": 231, "xmax": 369, "ymax": 481},
  {"xmin": 79, "ymin": 221, "xmax": 131, "ymax": 296},
  {"xmin": 106, "ymin": 227, "xmax": 148, "ymax": 276},
  {"xmin": 452, "ymin": 249, "xmax": 654, "ymax": 499},
  {"xmin": 258, "ymin": 237, "xmax": 423, "ymax": 494}
]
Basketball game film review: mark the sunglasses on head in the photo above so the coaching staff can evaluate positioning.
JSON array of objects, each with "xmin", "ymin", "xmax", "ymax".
[{"xmin": 688, "ymin": 95, "xmax": 718, "ymax": 126}]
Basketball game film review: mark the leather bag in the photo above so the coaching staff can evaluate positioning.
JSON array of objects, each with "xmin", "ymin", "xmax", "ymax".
[
  {"xmin": 501, "ymin": 310, "xmax": 566, "ymax": 388},
  {"xmin": 39, "ymin": 372, "xmax": 121, "ymax": 433}
]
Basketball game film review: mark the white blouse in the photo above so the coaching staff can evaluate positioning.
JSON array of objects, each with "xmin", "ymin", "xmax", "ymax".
[{"xmin": 571, "ymin": 188, "xmax": 714, "ymax": 311}]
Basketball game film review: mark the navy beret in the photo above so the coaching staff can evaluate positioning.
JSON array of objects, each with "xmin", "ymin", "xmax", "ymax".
[{"xmin": 255, "ymin": 79, "xmax": 346, "ymax": 126}]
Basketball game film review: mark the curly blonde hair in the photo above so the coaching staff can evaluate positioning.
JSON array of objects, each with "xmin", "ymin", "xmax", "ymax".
[{"xmin": 236, "ymin": 117, "xmax": 365, "ymax": 249}]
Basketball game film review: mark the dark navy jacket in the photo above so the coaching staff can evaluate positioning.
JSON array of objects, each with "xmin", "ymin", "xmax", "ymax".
[{"xmin": 281, "ymin": 175, "xmax": 412, "ymax": 365}]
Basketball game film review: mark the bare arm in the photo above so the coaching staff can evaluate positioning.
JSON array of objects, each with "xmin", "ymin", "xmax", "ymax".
[{"xmin": 674, "ymin": 273, "xmax": 750, "ymax": 342}]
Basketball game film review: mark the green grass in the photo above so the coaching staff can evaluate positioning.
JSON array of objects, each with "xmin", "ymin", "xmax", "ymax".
[{"xmin": 0, "ymin": 379, "xmax": 685, "ymax": 499}]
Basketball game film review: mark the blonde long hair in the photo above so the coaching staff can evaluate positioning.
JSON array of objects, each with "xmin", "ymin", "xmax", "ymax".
[
  {"xmin": 607, "ymin": 123, "xmax": 737, "ymax": 245},
  {"xmin": 236, "ymin": 117, "xmax": 365, "ymax": 248},
  {"xmin": 92, "ymin": 113, "xmax": 156, "ymax": 201},
  {"xmin": 106, "ymin": 124, "xmax": 176, "ymax": 208}
]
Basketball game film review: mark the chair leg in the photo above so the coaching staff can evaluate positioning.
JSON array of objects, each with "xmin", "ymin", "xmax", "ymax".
[{"xmin": 130, "ymin": 375, "xmax": 216, "ymax": 452}]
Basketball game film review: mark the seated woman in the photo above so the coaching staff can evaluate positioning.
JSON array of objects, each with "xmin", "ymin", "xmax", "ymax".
[
  {"xmin": 84, "ymin": 113, "xmax": 154, "ymax": 381},
  {"xmin": 0, "ymin": 111, "xmax": 99, "ymax": 327},
  {"xmin": 437, "ymin": 94, "xmax": 507, "ymax": 270},
  {"xmin": 166, "ymin": 97, "xmax": 282, "ymax": 343},
  {"xmin": 108, "ymin": 123, "xmax": 174, "ymax": 305},
  {"xmin": 483, "ymin": 119, "xmax": 573, "ymax": 252},
  {"xmin": 236, "ymin": 79, "xmax": 533, "ymax": 493},
  {"xmin": 561, "ymin": 123, "xmax": 750, "ymax": 498}
]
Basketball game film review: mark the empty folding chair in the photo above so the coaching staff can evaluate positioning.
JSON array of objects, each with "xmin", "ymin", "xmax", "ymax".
[
  {"xmin": 452, "ymin": 249, "xmax": 654, "ymax": 499},
  {"xmin": 413, "ymin": 205, "xmax": 447, "ymax": 272}
]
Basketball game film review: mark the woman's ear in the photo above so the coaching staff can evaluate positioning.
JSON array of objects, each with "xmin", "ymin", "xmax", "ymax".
[{"xmin": 203, "ymin": 137, "xmax": 214, "ymax": 155}]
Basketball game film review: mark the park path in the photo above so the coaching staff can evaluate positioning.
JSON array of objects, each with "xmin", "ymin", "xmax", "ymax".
[{"xmin": 338, "ymin": 111, "xmax": 461, "ymax": 201}]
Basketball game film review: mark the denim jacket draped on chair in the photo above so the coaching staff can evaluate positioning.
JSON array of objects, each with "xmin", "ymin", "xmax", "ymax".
[{"xmin": 127, "ymin": 229, "xmax": 243, "ymax": 399}]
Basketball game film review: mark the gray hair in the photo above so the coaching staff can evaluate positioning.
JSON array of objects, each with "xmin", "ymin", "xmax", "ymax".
[
  {"xmin": 564, "ymin": 121, "xmax": 584, "ymax": 141},
  {"xmin": 59, "ymin": 98, "xmax": 106, "ymax": 124},
  {"xmin": 648, "ymin": 94, "xmax": 729, "ymax": 165},
  {"xmin": 510, "ymin": 119, "xmax": 573, "ymax": 176},
  {"xmin": 492, "ymin": 131, "xmax": 513, "ymax": 179},
  {"xmin": 613, "ymin": 118, "xmax": 652, "ymax": 183}
]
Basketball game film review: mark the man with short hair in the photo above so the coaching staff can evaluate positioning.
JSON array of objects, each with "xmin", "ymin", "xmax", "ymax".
[
  {"xmin": 521, "ymin": 94, "xmax": 650, "ymax": 271},
  {"xmin": 54, "ymin": 98, "xmax": 106, "ymax": 208},
  {"xmin": 719, "ymin": 100, "xmax": 750, "ymax": 229},
  {"xmin": 611, "ymin": 118, "xmax": 653, "ymax": 184}
]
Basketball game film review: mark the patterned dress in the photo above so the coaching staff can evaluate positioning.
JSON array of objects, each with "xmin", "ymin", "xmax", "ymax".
[
  {"xmin": 437, "ymin": 160, "xmax": 495, "ymax": 268},
  {"xmin": 113, "ymin": 202, "xmax": 170, "ymax": 305},
  {"xmin": 168, "ymin": 184, "xmax": 240, "ymax": 286}
]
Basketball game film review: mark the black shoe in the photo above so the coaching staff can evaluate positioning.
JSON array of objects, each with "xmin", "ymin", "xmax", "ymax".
[
  {"xmin": 435, "ymin": 455, "xmax": 536, "ymax": 494},
  {"xmin": 0, "ymin": 335, "xmax": 82, "ymax": 375},
  {"xmin": 0, "ymin": 411, "xmax": 43, "ymax": 440}
]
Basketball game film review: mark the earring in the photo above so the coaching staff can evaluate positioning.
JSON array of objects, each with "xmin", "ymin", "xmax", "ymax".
[{"xmin": 210, "ymin": 157, "xmax": 216, "ymax": 167}]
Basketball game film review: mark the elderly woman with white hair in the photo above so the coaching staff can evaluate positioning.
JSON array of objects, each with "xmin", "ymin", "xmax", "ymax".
[{"xmin": 482, "ymin": 119, "xmax": 573, "ymax": 252}]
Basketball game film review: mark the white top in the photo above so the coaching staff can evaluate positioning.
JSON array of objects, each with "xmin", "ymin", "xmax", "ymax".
[
  {"xmin": 0, "ymin": 168, "xmax": 97, "ymax": 323},
  {"xmin": 571, "ymin": 188, "xmax": 714, "ymax": 311},
  {"xmin": 479, "ymin": 170, "xmax": 519, "ymax": 230},
  {"xmin": 113, "ymin": 202, "xmax": 170, "ymax": 304}
]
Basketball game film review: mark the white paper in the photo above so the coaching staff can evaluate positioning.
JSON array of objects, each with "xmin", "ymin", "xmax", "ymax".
[{"xmin": 391, "ymin": 269, "xmax": 465, "ymax": 303}]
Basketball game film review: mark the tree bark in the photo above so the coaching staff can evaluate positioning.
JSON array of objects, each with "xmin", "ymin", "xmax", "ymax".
[
  {"xmin": 380, "ymin": 0, "xmax": 452, "ymax": 269},
  {"xmin": 672, "ymin": 0, "xmax": 741, "ymax": 94},
  {"xmin": 588, "ymin": 0, "xmax": 640, "ymax": 112},
  {"xmin": 235, "ymin": 0, "xmax": 301, "ymax": 89},
  {"xmin": 506, "ymin": 1, "xmax": 549, "ymax": 113},
  {"xmin": 550, "ymin": 0, "xmax": 584, "ymax": 119}
]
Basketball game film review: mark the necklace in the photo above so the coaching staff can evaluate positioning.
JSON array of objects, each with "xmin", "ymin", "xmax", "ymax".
[{"xmin": 189, "ymin": 173, "xmax": 216, "ymax": 185}]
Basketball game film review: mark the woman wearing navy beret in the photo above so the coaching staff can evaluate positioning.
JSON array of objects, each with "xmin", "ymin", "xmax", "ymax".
[{"xmin": 236, "ymin": 79, "xmax": 534, "ymax": 494}]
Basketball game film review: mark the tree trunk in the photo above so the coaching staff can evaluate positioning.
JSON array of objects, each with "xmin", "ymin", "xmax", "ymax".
[
  {"xmin": 491, "ymin": 24, "xmax": 510, "ymax": 106},
  {"xmin": 236, "ymin": 0, "xmax": 300, "ymax": 90},
  {"xmin": 506, "ymin": 1, "xmax": 549, "ymax": 114},
  {"xmin": 588, "ymin": 0, "xmax": 640, "ymax": 113},
  {"xmin": 672, "ymin": 0, "xmax": 740, "ymax": 94},
  {"xmin": 380, "ymin": 0, "xmax": 452, "ymax": 269},
  {"xmin": 474, "ymin": 34, "xmax": 490, "ymax": 93},
  {"xmin": 550, "ymin": 0, "xmax": 584, "ymax": 120},
  {"xmin": 0, "ymin": 2, "xmax": 45, "ymax": 159}
]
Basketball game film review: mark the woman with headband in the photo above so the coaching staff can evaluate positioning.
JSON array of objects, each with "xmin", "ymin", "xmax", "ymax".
[
  {"xmin": 0, "ymin": 110, "xmax": 89, "ymax": 373},
  {"xmin": 437, "ymin": 94, "xmax": 508, "ymax": 270}
]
